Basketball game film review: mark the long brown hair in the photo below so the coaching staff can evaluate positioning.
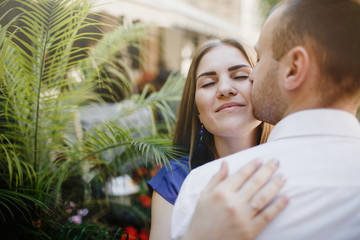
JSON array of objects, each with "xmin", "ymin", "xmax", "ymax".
[{"xmin": 173, "ymin": 38, "xmax": 272, "ymax": 169}]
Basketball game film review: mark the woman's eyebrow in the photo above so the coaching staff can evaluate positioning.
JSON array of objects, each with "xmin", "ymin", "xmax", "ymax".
[
  {"xmin": 228, "ymin": 64, "xmax": 251, "ymax": 71},
  {"xmin": 197, "ymin": 71, "xmax": 216, "ymax": 80}
]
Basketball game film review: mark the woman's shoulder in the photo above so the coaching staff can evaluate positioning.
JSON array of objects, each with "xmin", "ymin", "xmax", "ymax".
[
  {"xmin": 150, "ymin": 156, "xmax": 190, "ymax": 183},
  {"xmin": 164, "ymin": 156, "xmax": 190, "ymax": 173},
  {"xmin": 148, "ymin": 156, "xmax": 190, "ymax": 205}
]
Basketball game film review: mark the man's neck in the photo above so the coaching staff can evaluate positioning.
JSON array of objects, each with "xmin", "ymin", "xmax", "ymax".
[{"xmin": 286, "ymin": 93, "xmax": 358, "ymax": 117}]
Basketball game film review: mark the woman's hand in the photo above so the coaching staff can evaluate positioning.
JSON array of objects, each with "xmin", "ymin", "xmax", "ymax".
[{"xmin": 181, "ymin": 159, "xmax": 289, "ymax": 240}]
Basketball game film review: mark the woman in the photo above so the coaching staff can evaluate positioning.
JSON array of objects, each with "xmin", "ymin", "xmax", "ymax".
[{"xmin": 148, "ymin": 38, "xmax": 280, "ymax": 240}]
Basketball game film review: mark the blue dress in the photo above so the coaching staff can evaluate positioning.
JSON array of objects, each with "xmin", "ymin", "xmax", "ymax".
[{"xmin": 147, "ymin": 156, "xmax": 190, "ymax": 205}]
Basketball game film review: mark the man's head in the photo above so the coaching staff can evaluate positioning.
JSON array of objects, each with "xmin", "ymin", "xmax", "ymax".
[{"xmin": 250, "ymin": 0, "xmax": 360, "ymax": 124}]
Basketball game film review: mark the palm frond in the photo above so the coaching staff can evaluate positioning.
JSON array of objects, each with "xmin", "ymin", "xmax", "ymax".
[
  {"xmin": 0, "ymin": 189, "xmax": 51, "ymax": 222},
  {"xmin": 83, "ymin": 121, "xmax": 183, "ymax": 179},
  {"xmin": 2, "ymin": 0, "xmax": 98, "ymax": 170},
  {"xmin": 131, "ymin": 137, "xmax": 184, "ymax": 167},
  {"xmin": 0, "ymin": 135, "xmax": 36, "ymax": 188},
  {"xmin": 0, "ymin": 0, "xmax": 106, "ymax": 225},
  {"xmin": 1, "ymin": 0, "xmax": 184, "ymax": 237},
  {"xmin": 78, "ymin": 22, "xmax": 146, "ymax": 100},
  {"xmin": 53, "ymin": 221, "xmax": 123, "ymax": 240},
  {"xmin": 98, "ymin": 73, "xmax": 185, "ymax": 136}
]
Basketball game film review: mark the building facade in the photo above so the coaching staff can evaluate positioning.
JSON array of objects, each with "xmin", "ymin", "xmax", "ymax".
[{"xmin": 92, "ymin": 0, "xmax": 262, "ymax": 90}]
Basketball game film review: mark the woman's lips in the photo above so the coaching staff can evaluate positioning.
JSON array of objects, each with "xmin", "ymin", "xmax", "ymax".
[{"xmin": 215, "ymin": 102, "xmax": 245, "ymax": 112}]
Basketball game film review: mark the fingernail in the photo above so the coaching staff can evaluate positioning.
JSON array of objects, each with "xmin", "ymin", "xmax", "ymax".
[
  {"xmin": 272, "ymin": 159, "xmax": 280, "ymax": 167},
  {"xmin": 250, "ymin": 200, "xmax": 260, "ymax": 211},
  {"xmin": 276, "ymin": 173, "xmax": 286, "ymax": 182},
  {"xmin": 254, "ymin": 158, "xmax": 263, "ymax": 169},
  {"xmin": 282, "ymin": 196, "xmax": 290, "ymax": 204}
]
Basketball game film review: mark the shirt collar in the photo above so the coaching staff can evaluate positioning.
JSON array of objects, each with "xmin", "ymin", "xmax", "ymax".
[{"xmin": 268, "ymin": 109, "xmax": 360, "ymax": 142}]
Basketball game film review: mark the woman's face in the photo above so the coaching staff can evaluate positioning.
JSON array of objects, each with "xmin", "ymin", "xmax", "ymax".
[{"xmin": 195, "ymin": 44, "xmax": 261, "ymax": 138}]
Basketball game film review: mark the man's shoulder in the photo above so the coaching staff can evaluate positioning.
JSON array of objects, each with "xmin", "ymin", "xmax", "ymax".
[{"xmin": 184, "ymin": 144, "xmax": 272, "ymax": 193}]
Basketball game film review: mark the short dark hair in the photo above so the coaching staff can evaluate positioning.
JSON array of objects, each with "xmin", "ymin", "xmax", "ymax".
[{"xmin": 272, "ymin": 0, "xmax": 360, "ymax": 103}]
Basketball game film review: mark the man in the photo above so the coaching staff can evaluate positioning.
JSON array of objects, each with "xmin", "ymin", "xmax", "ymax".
[{"xmin": 171, "ymin": 0, "xmax": 360, "ymax": 239}]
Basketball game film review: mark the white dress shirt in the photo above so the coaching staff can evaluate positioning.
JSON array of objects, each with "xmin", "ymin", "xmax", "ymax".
[{"xmin": 171, "ymin": 109, "xmax": 360, "ymax": 240}]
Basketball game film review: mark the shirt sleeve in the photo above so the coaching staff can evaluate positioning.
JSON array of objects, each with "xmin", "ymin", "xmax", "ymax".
[{"xmin": 148, "ymin": 158, "xmax": 190, "ymax": 205}]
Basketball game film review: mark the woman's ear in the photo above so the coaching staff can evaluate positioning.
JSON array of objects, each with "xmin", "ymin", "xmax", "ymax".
[{"xmin": 281, "ymin": 46, "xmax": 310, "ymax": 91}]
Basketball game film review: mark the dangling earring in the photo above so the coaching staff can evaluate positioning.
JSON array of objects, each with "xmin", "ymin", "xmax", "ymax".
[
  {"xmin": 199, "ymin": 124, "xmax": 205, "ymax": 147},
  {"xmin": 191, "ymin": 124, "xmax": 212, "ymax": 169}
]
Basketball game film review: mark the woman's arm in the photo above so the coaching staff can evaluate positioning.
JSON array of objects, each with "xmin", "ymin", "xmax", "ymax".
[{"xmin": 149, "ymin": 191, "xmax": 174, "ymax": 240}]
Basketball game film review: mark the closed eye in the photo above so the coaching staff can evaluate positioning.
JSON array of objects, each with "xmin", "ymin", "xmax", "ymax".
[
  {"xmin": 234, "ymin": 75, "xmax": 249, "ymax": 80},
  {"xmin": 201, "ymin": 82, "xmax": 216, "ymax": 88}
]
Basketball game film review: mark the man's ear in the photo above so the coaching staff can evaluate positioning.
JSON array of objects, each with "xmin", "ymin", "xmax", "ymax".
[{"xmin": 281, "ymin": 46, "xmax": 310, "ymax": 91}]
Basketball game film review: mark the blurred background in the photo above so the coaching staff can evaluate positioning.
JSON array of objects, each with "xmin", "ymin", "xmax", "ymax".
[
  {"xmin": 0, "ymin": 0, "xmax": 279, "ymax": 96},
  {"xmin": 85, "ymin": 0, "xmax": 277, "ymax": 92}
]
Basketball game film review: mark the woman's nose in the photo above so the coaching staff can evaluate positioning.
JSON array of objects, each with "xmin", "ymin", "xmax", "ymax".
[{"xmin": 216, "ymin": 77, "xmax": 237, "ymax": 98}]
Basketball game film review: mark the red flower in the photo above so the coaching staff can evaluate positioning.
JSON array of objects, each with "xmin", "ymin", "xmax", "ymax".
[
  {"xmin": 122, "ymin": 226, "xmax": 138, "ymax": 239},
  {"xmin": 136, "ymin": 167, "xmax": 148, "ymax": 176},
  {"xmin": 150, "ymin": 169, "xmax": 158, "ymax": 178},
  {"xmin": 138, "ymin": 194, "xmax": 151, "ymax": 207},
  {"xmin": 133, "ymin": 177, "xmax": 140, "ymax": 184},
  {"xmin": 139, "ymin": 229, "xmax": 150, "ymax": 240}
]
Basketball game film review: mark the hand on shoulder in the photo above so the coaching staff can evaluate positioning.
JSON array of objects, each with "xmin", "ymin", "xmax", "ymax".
[{"xmin": 182, "ymin": 159, "xmax": 289, "ymax": 240}]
